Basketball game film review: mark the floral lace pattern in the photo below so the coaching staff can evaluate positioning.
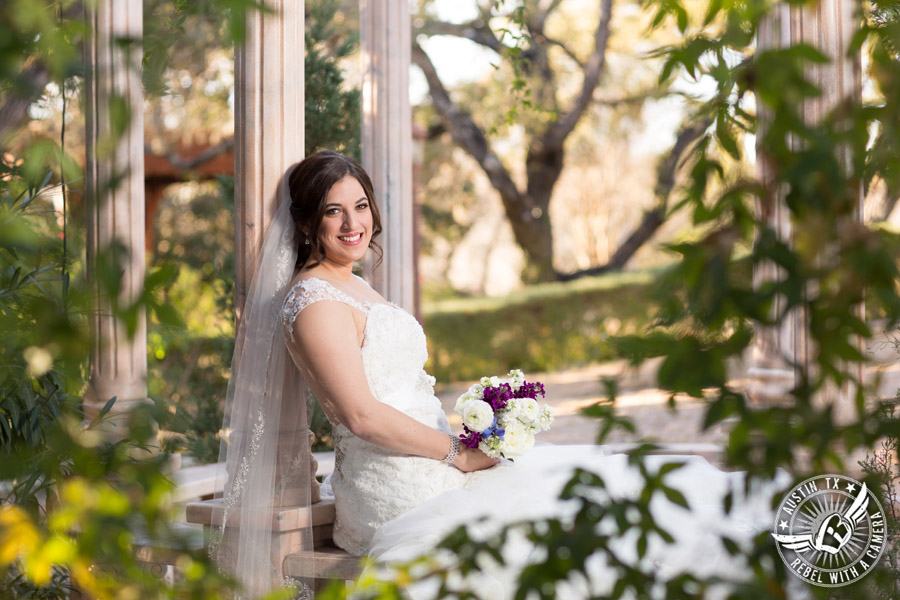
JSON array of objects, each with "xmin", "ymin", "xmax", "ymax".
[
  {"xmin": 280, "ymin": 277, "xmax": 465, "ymax": 555},
  {"xmin": 281, "ymin": 278, "xmax": 371, "ymax": 342}
]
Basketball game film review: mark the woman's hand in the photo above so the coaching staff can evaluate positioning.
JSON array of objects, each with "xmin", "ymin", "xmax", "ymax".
[{"xmin": 453, "ymin": 446, "xmax": 500, "ymax": 472}]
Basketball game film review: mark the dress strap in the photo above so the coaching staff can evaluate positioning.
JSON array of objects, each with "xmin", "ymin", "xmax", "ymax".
[{"xmin": 281, "ymin": 277, "xmax": 371, "ymax": 341}]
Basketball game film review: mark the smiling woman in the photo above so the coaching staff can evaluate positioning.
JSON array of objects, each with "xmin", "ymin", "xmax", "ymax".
[
  {"xmin": 321, "ymin": 177, "xmax": 373, "ymax": 259},
  {"xmin": 288, "ymin": 150, "xmax": 383, "ymax": 272}
]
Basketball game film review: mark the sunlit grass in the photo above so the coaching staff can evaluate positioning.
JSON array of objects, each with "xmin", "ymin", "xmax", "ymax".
[{"xmin": 423, "ymin": 268, "xmax": 667, "ymax": 382}]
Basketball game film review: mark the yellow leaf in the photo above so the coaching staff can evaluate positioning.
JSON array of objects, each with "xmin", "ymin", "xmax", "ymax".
[
  {"xmin": 25, "ymin": 534, "xmax": 77, "ymax": 584},
  {"xmin": 0, "ymin": 505, "xmax": 41, "ymax": 565},
  {"xmin": 61, "ymin": 478, "xmax": 97, "ymax": 509},
  {"xmin": 71, "ymin": 558, "xmax": 113, "ymax": 600},
  {"xmin": 96, "ymin": 484, "xmax": 130, "ymax": 516}
]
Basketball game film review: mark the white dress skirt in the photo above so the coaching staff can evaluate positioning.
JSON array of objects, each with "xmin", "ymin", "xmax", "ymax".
[{"xmin": 282, "ymin": 277, "xmax": 787, "ymax": 598}]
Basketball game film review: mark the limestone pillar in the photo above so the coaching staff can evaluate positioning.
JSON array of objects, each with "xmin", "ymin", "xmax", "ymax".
[
  {"xmin": 83, "ymin": 0, "xmax": 149, "ymax": 431},
  {"xmin": 360, "ymin": 0, "xmax": 415, "ymax": 311},
  {"xmin": 233, "ymin": 1, "xmax": 318, "ymax": 510},
  {"xmin": 750, "ymin": 0, "xmax": 864, "ymax": 421},
  {"xmin": 234, "ymin": 1, "xmax": 305, "ymax": 319}
]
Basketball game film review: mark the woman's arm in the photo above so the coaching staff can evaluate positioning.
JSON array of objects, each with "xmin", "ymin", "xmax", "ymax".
[{"xmin": 285, "ymin": 300, "xmax": 497, "ymax": 473}]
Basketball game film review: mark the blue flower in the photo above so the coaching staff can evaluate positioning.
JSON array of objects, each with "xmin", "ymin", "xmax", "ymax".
[{"xmin": 482, "ymin": 417, "xmax": 505, "ymax": 440}]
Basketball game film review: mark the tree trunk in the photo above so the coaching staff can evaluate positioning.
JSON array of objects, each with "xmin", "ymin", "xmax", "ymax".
[
  {"xmin": 412, "ymin": 0, "xmax": 613, "ymax": 283},
  {"xmin": 558, "ymin": 116, "xmax": 712, "ymax": 281},
  {"xmin": 558, "ymin": 207, "xmax": 664, "ymax": 281},
  {"xmin": 0, "ymin": 62, "xmax": 50, "ymax": 143}
]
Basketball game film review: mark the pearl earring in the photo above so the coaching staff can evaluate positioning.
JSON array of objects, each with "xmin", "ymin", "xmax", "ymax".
[{"xmin": 304, "ymin": 238, "xmax": 310, "ymax": 245}]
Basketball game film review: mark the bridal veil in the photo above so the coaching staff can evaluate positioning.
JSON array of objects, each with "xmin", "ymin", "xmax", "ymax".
[{"xmin": 210, "ymin": 180, "xmax": 317, "ymax": 599}]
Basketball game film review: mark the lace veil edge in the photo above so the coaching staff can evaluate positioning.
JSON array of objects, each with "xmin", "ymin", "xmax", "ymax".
[{"xmin": 211, "ymin": 171, "xmax": 316, "ymax": 599}]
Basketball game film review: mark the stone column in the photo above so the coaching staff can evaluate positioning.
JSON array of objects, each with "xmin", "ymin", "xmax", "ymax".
[
  {"xmin": 750, "ymin": 0, "xmax": 864, "ymax": 422},
  {"xmin": 233, "ymin": 1, "xmax": 318, "ymax": 510},
  {"xmin": 234, "ymin": 1, "xmax": 305, "ymax": 320},
  {"xmin": 83, "ymin": 0, "xmax": 149, "ymax": 432},
  {"xmin": 360, "ymin": 0, "xmax": 415, "ymax": 311}
]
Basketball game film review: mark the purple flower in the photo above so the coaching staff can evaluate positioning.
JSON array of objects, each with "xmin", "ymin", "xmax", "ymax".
[
  {"xmin": 459, "ymin": 428, "xmax": 483, "ymax": 448},
  {"xmin": 482, "ymin": 383, "xmax": 512, "ymax": 410},
  {"xmin": 514, "ymin": 380, "xmax": 545, "ymax": 400}
]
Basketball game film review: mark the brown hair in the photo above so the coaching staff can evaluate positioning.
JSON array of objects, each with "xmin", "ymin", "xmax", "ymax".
[{"xmin": 287, "ymin": 150, "xmax": 383, "ymax": 270}]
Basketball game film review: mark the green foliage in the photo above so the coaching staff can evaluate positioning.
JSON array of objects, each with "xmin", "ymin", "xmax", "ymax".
[
  {"xmin": 0, "ymin": 163, "xmax": 86, "ymax": 453},
  {"xmin": 0, "ymin": 167, "xmax": 244, "ymax": 598},
  {"xmin": 0, "ymin": 0, "xmax": 85, "ymax": 96},
  {"xmin": 143, "ymin": 0, "xmax": 273, "ymax": 96},
  {"xmin": 0, "ymin": 405, "xmax": 242, "ymax": 599},
  {"xmin": 304, "ymin": 0, "xmax": 361, "ymax": 159},
  {"xmin": 1, "ymin": 1, "xmax": 290, "ymax": 596}
]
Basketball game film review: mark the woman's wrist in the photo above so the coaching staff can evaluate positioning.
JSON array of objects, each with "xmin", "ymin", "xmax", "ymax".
[{"xmin": 442, "ymin": 434, "xmax": 460, "ymax": 465}]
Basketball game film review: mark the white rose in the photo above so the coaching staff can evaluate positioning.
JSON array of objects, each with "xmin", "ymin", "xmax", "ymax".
[
  {"xmin": 454, "ymin": 392, "xmax": 477, "ymax": 414},
  {"xmin": 461, "ymin": 400, "xmax": 494, "ymax": 433},
  {"xmin": 468, "ymin": 383, "xmax": 484, "ymax": 395},
  {"xmin": 538, "ymin": 405, "xmax": 554, "ymax": 431},
  {"xmin": 517, "ymin": 397, "xmax": 540, "ymax": 425},
  {"xmin": 523, "ymin": 430, "xmax": 536, "ymax": 453},
  {"xmin": 499, "ymin": 421, "xmax": 532, "ymax": 458}
]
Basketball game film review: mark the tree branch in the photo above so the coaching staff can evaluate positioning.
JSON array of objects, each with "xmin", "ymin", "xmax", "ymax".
[
  {"xmin": 415, "ymin": 19, "xmax": 504, "ymax": 54},
  {"xmin": 411, "ymin": 41, "xmax": 522, "ymax": 204},
  {"xmin": 558, "ymin": 115, "xmax": 712, "ymax": 281},
  {"xmin": 536, "ymin": 0, "xmax": 565, "ymax": 24},
  {"xmin": 540, "ymin": 34, "xmax": 584, "ymax": 69},
  {"xmin": 545, "ymin": 0, "xmax": 614, "ymax": 149}
]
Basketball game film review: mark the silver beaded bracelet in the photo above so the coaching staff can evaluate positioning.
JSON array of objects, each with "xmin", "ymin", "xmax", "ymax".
[{"xmin": 442, "ymin": 434, "xmax": 460, "ymax": 465}]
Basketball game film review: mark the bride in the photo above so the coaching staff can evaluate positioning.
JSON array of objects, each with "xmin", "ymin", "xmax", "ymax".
[{"xmin": 213, "ymin": 151, "xmax": 780, "ymax": 599}]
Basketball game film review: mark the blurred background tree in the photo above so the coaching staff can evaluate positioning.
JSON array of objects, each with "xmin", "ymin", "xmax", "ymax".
[{"xmin": 412, "ymin": 0, "xmax": 717, "ymax": 286}]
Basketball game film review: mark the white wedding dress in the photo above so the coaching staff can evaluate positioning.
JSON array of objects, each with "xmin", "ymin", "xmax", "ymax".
[{"xmin": 281, "ymin": 277, "xmax": 783, "ymax": 597}]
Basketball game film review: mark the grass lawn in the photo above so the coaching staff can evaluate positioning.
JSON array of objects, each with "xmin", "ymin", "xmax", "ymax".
[{"xmin": 422, "ymin": 269, "xmax": 664, "ymax": 382}]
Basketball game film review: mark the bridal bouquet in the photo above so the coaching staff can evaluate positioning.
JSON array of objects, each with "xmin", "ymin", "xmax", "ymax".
[{"xmin": 454, "ymin": 369, "xmax": 553, "ymax": 460}]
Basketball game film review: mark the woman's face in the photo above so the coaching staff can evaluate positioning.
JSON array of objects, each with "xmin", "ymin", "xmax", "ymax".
[{"xmin": 317, "ymin": 174, "xmax": 373, "ymax": 266}]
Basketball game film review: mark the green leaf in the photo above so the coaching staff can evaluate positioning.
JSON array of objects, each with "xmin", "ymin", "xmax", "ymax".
[
  {"xmin": 662, "ymin": 486, "xmax": 689, "ymax": 509},
  {"xmin": 89, "ymin": 396, "xmax": 118, "ymax": 429}
]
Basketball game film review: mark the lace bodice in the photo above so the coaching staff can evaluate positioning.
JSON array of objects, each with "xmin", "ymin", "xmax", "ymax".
[{"xmin": 280, "ymin": 277, "xmax": 463, "ymax": 555}]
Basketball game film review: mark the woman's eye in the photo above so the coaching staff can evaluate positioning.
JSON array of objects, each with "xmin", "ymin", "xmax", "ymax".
[
  {"xmin": 326, "ymin": 208, "xmax": 341, "ymax": 215},
  {"xmin": 357, "ymin": 203, "xmax": 369, "ymax": 210}
]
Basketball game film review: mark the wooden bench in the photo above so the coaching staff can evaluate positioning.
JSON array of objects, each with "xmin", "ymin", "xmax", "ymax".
[{"xmin": 185, "ymin": 496, "xmax": 363, "ymax": 587}]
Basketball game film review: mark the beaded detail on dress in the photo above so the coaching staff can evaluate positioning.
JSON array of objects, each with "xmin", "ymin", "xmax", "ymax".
[{"xmin": 280, "ymin": 277, "xmax": 465, "ymax": 555}]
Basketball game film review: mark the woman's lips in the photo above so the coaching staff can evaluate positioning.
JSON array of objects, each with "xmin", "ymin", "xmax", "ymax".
[{"xmin": 338, "ymin": 232, "xmax": 364, "ymax": 245}]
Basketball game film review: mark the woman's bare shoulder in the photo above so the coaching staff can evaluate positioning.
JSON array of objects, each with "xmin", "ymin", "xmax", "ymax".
[{"xmin": 281, "ymin": 276, "xmax": 355, "ymax": 335}]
